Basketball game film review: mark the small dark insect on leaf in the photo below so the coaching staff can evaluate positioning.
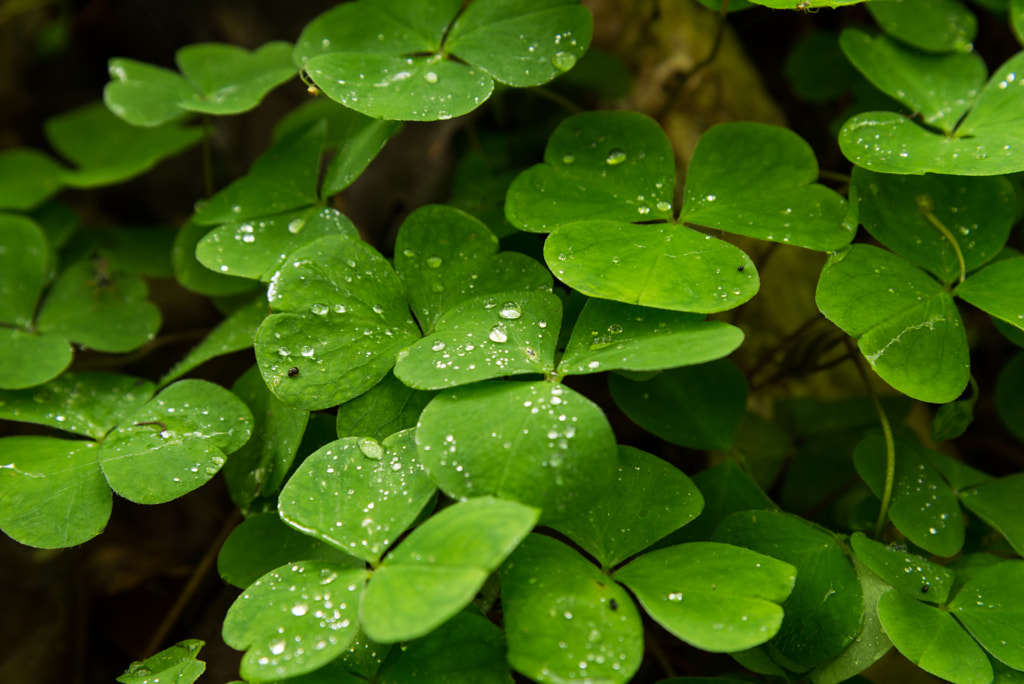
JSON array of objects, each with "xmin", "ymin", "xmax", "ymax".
[
  {"xmin": 288, "ymin": 367, "xmax": 300, "ymax": 377},
  {"xmin": 737, "ymin": 265, "xmax": 745, "ymax": 272},
  {"xmin": 609, "ymin": 598, "xmax": 618, "ymax": 611},
  {"xmin": 89, "ymin": 255, "xmax": 115, "ymax": 296},
  {"xmin": 921, "ymin": 584, "xmax": 930, "ymax": 594}
]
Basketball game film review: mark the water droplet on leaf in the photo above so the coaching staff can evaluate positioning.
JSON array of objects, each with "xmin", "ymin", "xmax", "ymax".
[{"xmin": 605, "ymin": 149, "xmax": 627, "ymax": 165}]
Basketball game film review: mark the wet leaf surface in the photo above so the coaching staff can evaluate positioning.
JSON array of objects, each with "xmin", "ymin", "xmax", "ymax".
[
  {"xmin": 502, "ymin": 534, "xmax": 643, "ymax": 684},
  {"xmin": 279, "ymin": 430, "xmax": 436, "ymax": 563},
  {"xmin": 550, "ymin": 446, "xmax": 704, "ymax": 569},
  {"xmin": 99, "ymin": 379, "xmax": 253, "ymax": 504},
  {"xmin": 849, "ymin": 532, "xmax": 954, "ymax": 604},
  {"xmin": 615, "ymin": 541, "xmax": 796, "ymax": 653},
  {"xmin": 360, "ymin": 497, "xmax": 538, "ymax": 642},
  {"xmin": 223, "ymin": 561, "xmax": 368, "ymax": 682},
  {"xmin": 949, "ymin": 560, "xmax": 1024, "ymax": 671},
  {"xmin": 415, "ymin": 381, "xmax": 618, "ymax": 523}
]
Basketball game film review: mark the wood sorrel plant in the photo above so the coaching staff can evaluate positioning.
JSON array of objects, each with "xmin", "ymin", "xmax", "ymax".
[{"xmin": 1, "ymin": 0, "xmax": 1023, "ymax": 682}]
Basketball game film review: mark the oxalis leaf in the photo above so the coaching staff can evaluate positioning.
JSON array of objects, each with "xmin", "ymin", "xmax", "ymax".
[
  {"xmin": 0, "ymin": 149, "xmax": 66, "ymax": 211},
  {"xmin": 0, "ymin": 437, "xmax": 109, "ymax": 549},
  {"xmin": 393, "ymin": 204, "xmax": 552, "ymax": 334},
  {"xmin": 117, "ymin": 640, "xmax": 206, "ymax": 684},
  {"xmin": 501, "ymin": 534, "xmax": 644, "ymax": 684},
  {"xmin": 549, "ymin": 445, "xmax": 705, "ymax": 569},
  {"xmin": 44, "ymin": 102, "xmax": 201, "ymax": 188},
  {"xmin": 839, "ymin": 29, "xmax": 986, "ymax": 134},
  {"xmin": 956, "ymin": 256, "xmax": 1024, "ymax": 332},
  {"xmin": 196, "ymin": 206, "xmax": 359, "ymax": 282},
  {"xmin": 278, "ymin": 430, "xmax": 436, "ymax": 564},
  {"xmin": 557, "ymin": 298, "xmax": 744, "ymax": 377},
  {"xmin": 854, "ymin": 434, "xmax": 965, "ymax": 557},
  {"xmin": 614, "ymin": 541, "xmax": 796, "ymax": 653},
  {"xmin": 0, "ymin": 329, "xmax": 72, "ymax": 391},
  {"xmin": 415, "ymin": 380, "xmax": 618, "ymax": 523},
  {"xmin": 98, "ymin": 379, "xmax": 253, "ymax": 504},
  {"xmin": 507, "ymin": 111, "xmax": 849, "ymax": 313},
  {"xmin": 839, "ymin": 51, "xmax": 1024, "ymax": 176},
  {"xmin": 223, "ymin": 561, "xmax": 369, "ymax": 682},
  {"xmin": 877, "ymin": 590, "xmax": 992, "ymax": 684},
  {"xmin": 713, "ymin": 510, "xmax": 863, "ymax": 672},
  {"xmin": 816, "ymin": 244, "xmax": 969, "ymax": 403},
  {"xmin": 866, "ymin": 0, "xmax": 977, "ymax": 53},
  {"xmin": 295, "ymin": 0, "xmax": 592, "ymax": 121},
  {"xmin": 949, "ymin": 560, "xmax": 1024, "ymax": 671},
  {"xmin": 360, "ymin": 497, "xmax": 539, "ymax": 643},
  {"xmin": 851, "ymin": 168, "xmax": 1015, "ymax": 286},
  {"xmin": 105, "ymin": 42, "xmax": 296, "ymax": 127},
  {"xmin": 394, "ymin": 290, "xmax": 562, "ymax": 390},
  {"xmin": 254, "ymin": 234, "xmax": 421, "ymax": 410}
]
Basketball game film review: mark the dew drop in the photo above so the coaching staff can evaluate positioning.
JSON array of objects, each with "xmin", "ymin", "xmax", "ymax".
[
  {"xmin": 311, "ymin": 303, "xmax": 329, "ymax": 315},
  {"xmin": 499, "ymin": 302, "xmax": 522, "ymax": 319},
  {"xmin": 562, "ymin": 153, "xmax": 575, "ymax": 165},
  {"xmin": 423, "ymin": 71, "xmax": 439, "ymax": 84},
  {"xmin": 607, "ymin": 324, "xmax": 623, "ymax": 335},
  {"xmin": 359, "ymin": 437, "xmax": 384, "ymax": 460},
  {"xmin": 425, "ymin": 256, "xmax": 443, "ymax": 268},
  {"xmin": 287, "ymin": 218, "xmax": 306, "ymax": 234},
  {"xmin": 656, "ymin": 200, "xmax": 672, "ymax": 212},
  {"xmin": 489, "ymin": 326, "xmax": 508, "ymax": 343},
  {"xmin": 301, "ymin": 346, "xmax": 315, "ymax": 358},
  {"xmin": 605, "ymin": 149, "xmax": 627, "ymax": 165},
  {"xmin": 432, "ymin": 340, "xmax": 446, "ymax": 352},
  {"xmin": 551, "ymin": 51, "xmax": 577, "ymax": 71}
]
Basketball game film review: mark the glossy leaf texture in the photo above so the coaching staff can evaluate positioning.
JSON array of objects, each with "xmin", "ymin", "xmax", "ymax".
[
  {"xmin": 223, "ymin": 562, "xmax": 369, "ymax": 682},
  {"xmin": 117, "ymin": 640, "xmax": 206, "ymax": 684},
  {"xmin": 0, "ymin": 371, "xmax": 155, "ymax": 439},
  {"xmin": 44, "ymin": 102, "xmax": 201, "ymax": 188},
  {"xmin": 217, "ymin": 513, "xmax": 362, "ymax": 590},
  {"xmin": 415, "ymin": 381, "xmax": 618, "ymax": 523},
  {"xmin": 959, "ymin": 473, "xmax": 1024, "ymax": 557},
  {"xmin": 254, "ymin": 234, "xmax": 421, "ymax": 410},
  {"xmin": 840, "ymin": 29, "xmax": 986, "ymax": 133},
  {"xmin": 877, "ymin": 590, "xmax": 992, "ymax": 684},
  {"xmin": 854, "ymin": 435, "xmax": 965, "ymax": 557},
  {"xmin": 614, "ymin": 541, "xmax": 796, "ymax": 652},
  {"xmin": 839, "ymin": 51, "xmax": 1024, "ymax": 176},
  {"xmin": 0, "ymin": 329, "xmax": 72, "ymax": 391},
  {"xmin": 816, "ymin": 245, "xmax": 969, "ymax": 403},
  {"xmin": 222, "ymin": 365, "xmax": 309, "ymax": 509},
  {"xmin": 866, "ymin": 0, "xmax": 977, "ymax": 53},
  {"xmin": 502, "ymin": 534, "xmax": 644, "ymax": 683},
  {"xmin": 278, "ymin": 431, "xmax": 436, "ymax": 563},
  {"xmin": 393, "ymin": 204, "xmax": 552, "ymax": 333},
  {"xmin": 0, "ymin": 438, "xmax": 108, "ymax": 549},
  {"xmin": 360, "ymin": 497, "xmax": 538, "ymax": 642},
  {"xmin": 949, "ymin": 560, "xmax": 1024, "ymax": 671},
  {"xmin": 956, "ymin": 256, "xmax": 1024, "ymax": 332},
  {"xmin": 105, "ymin": 42, "xmax": 296, "ymax": 126},
  {"xmin": 394, "ymin": 290, "xmax": 562, "ymax": 389},
  {"xmin": 296, "ymin": 0, "xmax": 591, "ymax": 121},
  {"xmin": 679, "ymin": 122, "xmax": 853, "ymax": 251},
  {"xmin": 851, "ymin": 169, "xmax": 1014, "ymax": 285},
  {"xmin": 98, "ymin": 379, "xmax": 253, "ymax": 504},
  {"xmin": 609, "ymin": 360, "xmax": 748, "ymax": 451},
  {"xmin": 849, "ymin": 532, "xmax": 955, "ymax": 604},
  {"xmin": 550, "ymin": 446, "xmax": 704, "ymax": 569},
  {"xmin": 507, "ymin": 111, "xmax": 759, "ymax": 313},
  {"xmin": 196, "ymin": 207, "xmax": 359, "ymax": 282},
  {"xmin": 172, "ymin": 220, "xmax": 261, "ymax": 297},
  {"xmin": 557, "ymin": 298, "xmax": 744, "ymax": 377},
  {"xmin": 713, "ymin": 510, "xmax": 863, "ymax": 672}
]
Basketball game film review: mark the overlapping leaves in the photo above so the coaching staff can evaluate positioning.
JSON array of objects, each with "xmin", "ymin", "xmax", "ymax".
[
  {"xmin": 294, "ymin": 0, "xmax": 592, "ymax": 121},
  {"xmin": 0, "ymin": 374, "xmax": 252, "ymax": 548},
  {"xmin": 506, "ymin": 110, "xmax": 850, "ymax": 313}
]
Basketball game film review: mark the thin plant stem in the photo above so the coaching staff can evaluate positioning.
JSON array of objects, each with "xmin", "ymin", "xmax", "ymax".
[
  {"xmin": 916, "ymin": 194, "xmax": 966, "ymax": 285},
  {"xmin": 201, "ymin": 114, "xmax": 214, "ymax": 198},
  {"xmin": 845, "ymin": 338, "xmax": 896, "ymax": 539},
  {"xmin": 656, "ymin": 0, "xmax": 730, "ymax": 121},
  {"xmin": 143, "ymin": 508, "xmax": 242, "ymax": 658}
]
